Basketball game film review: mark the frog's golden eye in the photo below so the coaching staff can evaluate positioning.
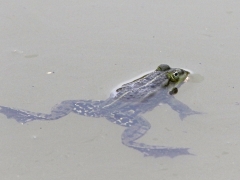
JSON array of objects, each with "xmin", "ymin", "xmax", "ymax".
[{"xmin": 169, "ymin": 71, "xmax": 180, "ymax": 82}]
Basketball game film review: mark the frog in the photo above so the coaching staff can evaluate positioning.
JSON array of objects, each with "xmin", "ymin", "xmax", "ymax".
[{"xmin": 0, "ymin": 64, "xmax": 200, "ymax": 158}]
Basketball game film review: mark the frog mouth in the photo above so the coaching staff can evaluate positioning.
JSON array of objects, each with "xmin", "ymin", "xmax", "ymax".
[
  {"xmin": 184, "ymin": 71, "xmax": 190, "ymax": 83},
  {"xmin": 174, "ymin": 70, "xmax": 189, "ymax": 89}
]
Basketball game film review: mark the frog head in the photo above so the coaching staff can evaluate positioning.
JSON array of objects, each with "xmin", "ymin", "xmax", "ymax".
[{"xmin": 156, "ymin": 64, "xmax": 189, "ymax": 95}]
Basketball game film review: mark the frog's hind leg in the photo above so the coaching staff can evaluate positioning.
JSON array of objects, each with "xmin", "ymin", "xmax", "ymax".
[
  {"xmin": 121, "ymin": 116, "xmax": 192, "ymax": 158},
  {"xmin": 0, "ymin": 100, "xmax": 78, "ymax": 124}
]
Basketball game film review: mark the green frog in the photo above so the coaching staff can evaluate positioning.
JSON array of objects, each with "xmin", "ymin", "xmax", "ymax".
[{"xmin": 0, "ymin": 64, "xmax": 200, "ymax": 157}]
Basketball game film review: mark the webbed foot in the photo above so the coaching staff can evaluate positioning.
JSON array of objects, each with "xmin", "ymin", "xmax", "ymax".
[
  {"xmin": 0, "ymin": 106, "xmax": 43, "ymax": 123},
  {"xmin": 179, "ymin": 110, "xmax": 203, "ymax": 120},
  {"xmin": 132, "ymin": 147, "xmax": 193, "ymax": 158},
  {"xmin": 166, "ymin": 96, "xmax": 203, "ymax": 120}
]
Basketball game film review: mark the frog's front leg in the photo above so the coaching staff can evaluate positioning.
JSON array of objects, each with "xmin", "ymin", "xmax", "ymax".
[
  {"xmin": 165, "ymin": 96, "xmax": 201, "ymax": 120},
  {"xmin": 107, "ymin": 114, "xmax": 192, "ymax": 158}
]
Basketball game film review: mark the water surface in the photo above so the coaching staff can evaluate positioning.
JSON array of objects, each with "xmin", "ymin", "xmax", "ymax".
[{"xmin": 0, "ymin": 1, "xmax": 240, "ymax": 180}]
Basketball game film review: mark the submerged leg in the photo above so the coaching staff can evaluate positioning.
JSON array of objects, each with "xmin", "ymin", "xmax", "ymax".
[
  {"xmin": 0, "ymin": 100, "xmax": 105, "ymax": 124},
  {"xmin": 107, "ymin": 114, "xmax": 191, "ymax": 158},
  {"xmin": 0, "ymin": 100, "xmax": 78, "ymax": 123},
  {"xmin": 166, "ymin": 96, "xmax": 201, "ymax": 120}
]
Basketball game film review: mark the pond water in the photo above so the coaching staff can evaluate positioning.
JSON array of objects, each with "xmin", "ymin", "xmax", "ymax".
[{"xmin": 0, "ymin": 1, "xmax": 240, "ymax": 180}]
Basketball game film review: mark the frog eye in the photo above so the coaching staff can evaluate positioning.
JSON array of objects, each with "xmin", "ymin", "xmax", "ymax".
[
  {"xmin": 173, "ymin": 72, "xmax": 179, "ymax": 77},
  {"xmin": 170, "ymin": 71, "xmax": 180, "ymax": 82}
]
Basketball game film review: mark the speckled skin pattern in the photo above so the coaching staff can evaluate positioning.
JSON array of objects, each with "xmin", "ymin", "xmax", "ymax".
[{"xmin": 0, "ymin": 64, "xmax": 199, "ymax": 158}]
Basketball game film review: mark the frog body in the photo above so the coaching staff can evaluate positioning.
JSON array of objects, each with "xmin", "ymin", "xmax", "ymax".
[{"xmin": 0, "ymin": 64, "xmax": 199, "ymax": 158}]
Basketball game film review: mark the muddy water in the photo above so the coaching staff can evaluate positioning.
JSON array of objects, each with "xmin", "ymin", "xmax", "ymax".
[{"xmin": 0, "ymin": 1, "xmax": 239, "ymax": 180}]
